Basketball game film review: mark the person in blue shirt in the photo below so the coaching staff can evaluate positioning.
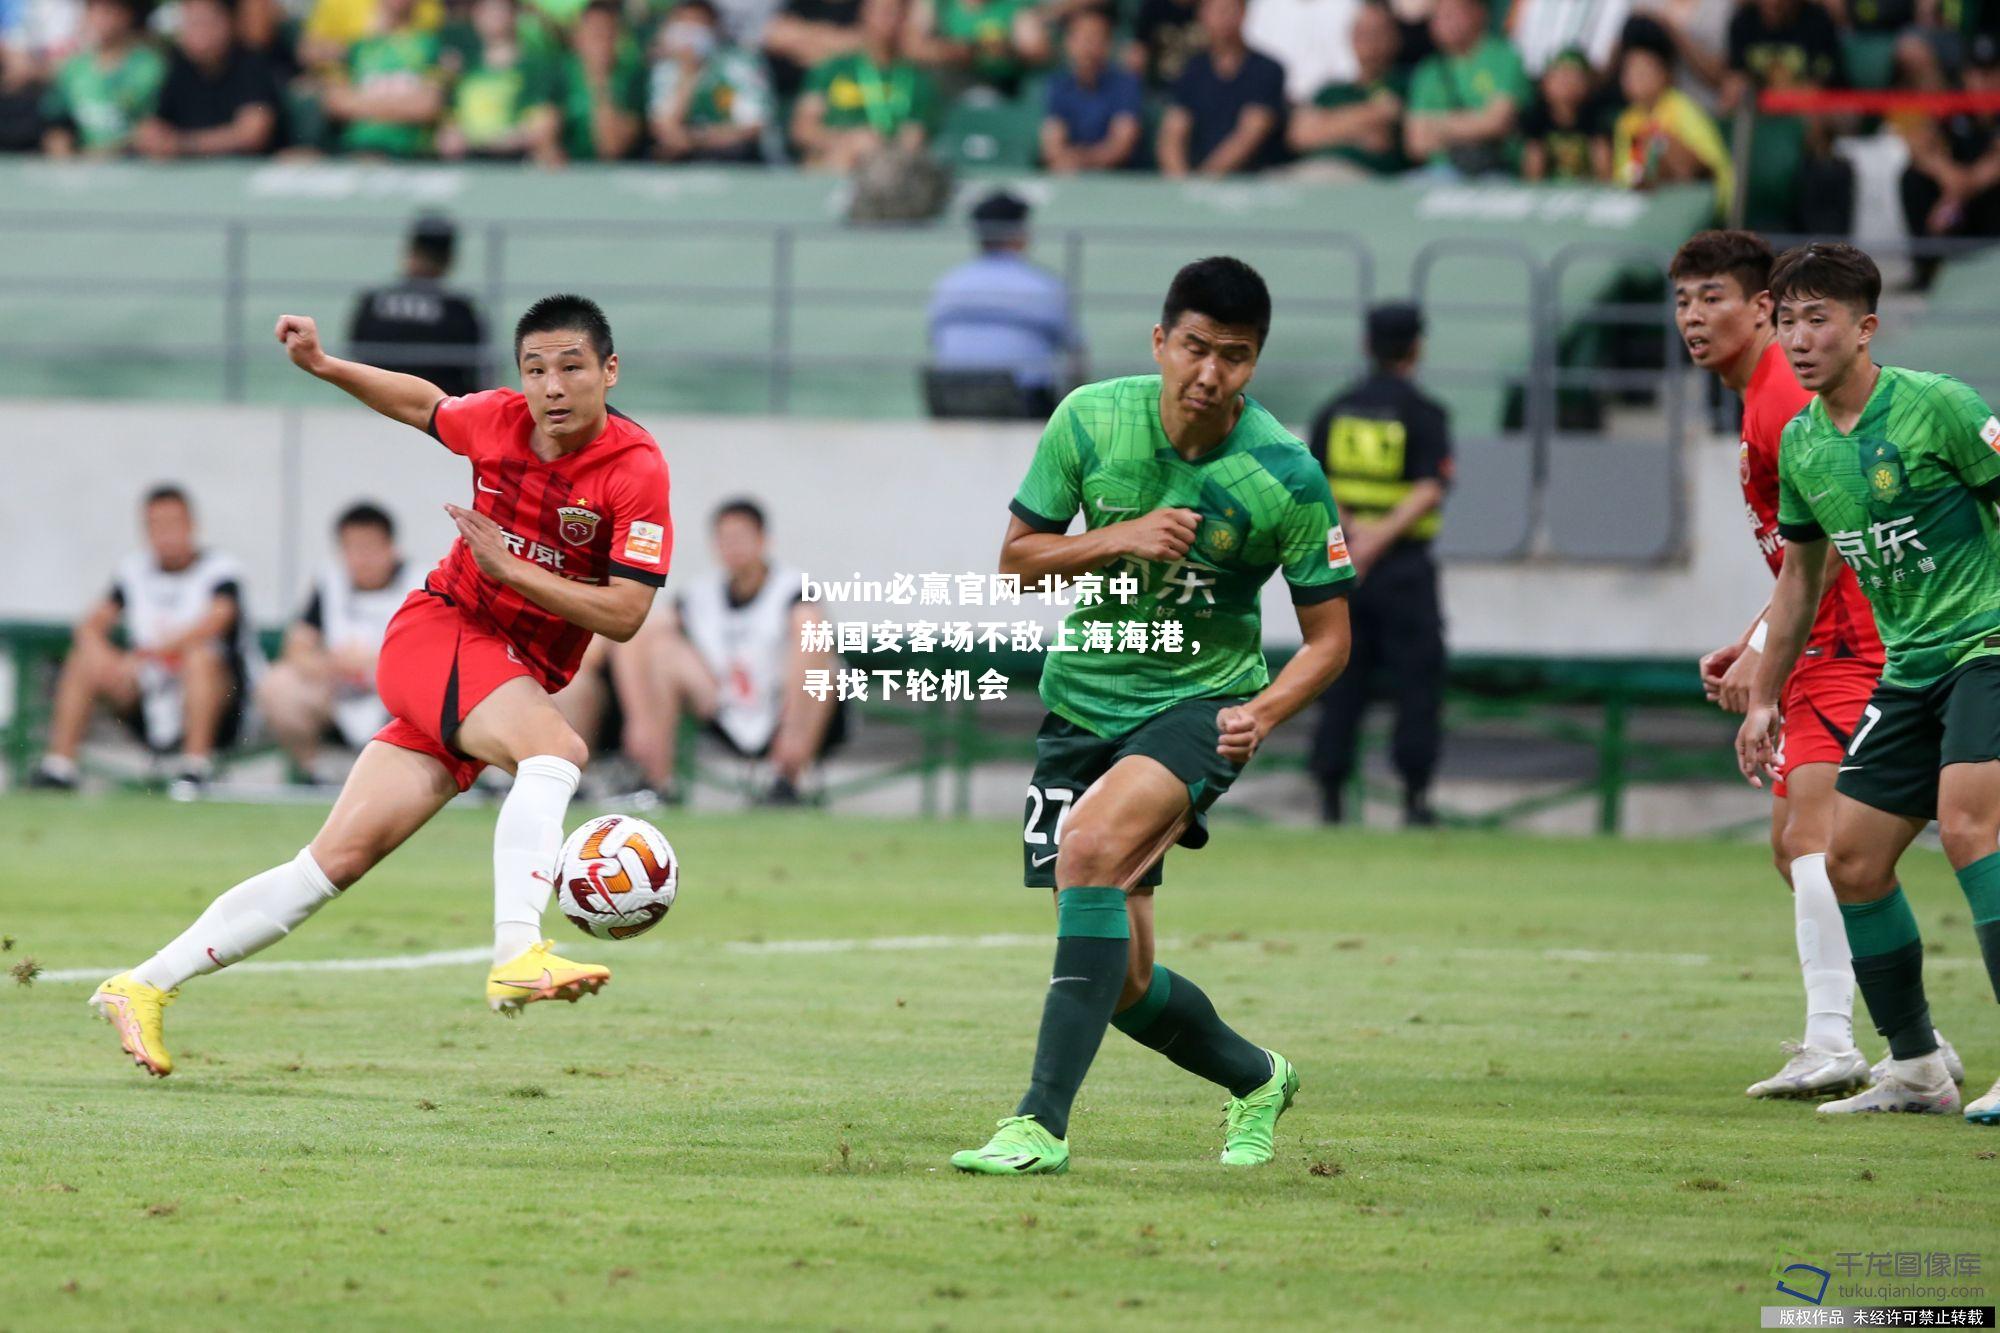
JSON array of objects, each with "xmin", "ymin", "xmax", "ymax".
[
  {"xmin": 1040, "ymin": 7, "xmax": 1142, "ymax": 173},
  {"xmin": 1157, "ymin": 0, "xmax": 1286, "ymax": 176},
  {"xmin": 926, "ymin": 189, "xmax": 1082, "ymax": 415}
]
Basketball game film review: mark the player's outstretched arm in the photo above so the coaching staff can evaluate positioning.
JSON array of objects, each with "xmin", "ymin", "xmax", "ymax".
[
  {"xmin": 1735, "ymin": 536, "xmax": 1829, "ymax": 785},
  {"xmin": 445, "ymin": 504, "xmax": 654, "ymax": 641},
  {"xmin": 1217, "ymin": 596, "xmax": 1352, "ymax": 766},
  {"xmin": 275, "ymin": 313, "xmax": 447, "ymax": 431}
]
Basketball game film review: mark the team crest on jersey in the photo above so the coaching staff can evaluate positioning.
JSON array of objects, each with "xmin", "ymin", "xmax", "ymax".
[
  {"xmin": 1866, "ymin": 443, "xmax": 1905, "ymax": 504},
  {"xmin": 1738, "ymin": 440, "xmax": 1752, "ymax": 486},
  {"xmin": 558, "ymin": 504, "xmax": 602, "ymax": 546},
  {"xmin": 1200, "ymin": 520, "xmax": 1238, "ymax": 555}
]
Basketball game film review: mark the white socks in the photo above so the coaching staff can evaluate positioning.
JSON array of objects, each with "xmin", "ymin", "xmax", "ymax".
[
  {"xmin": 1791, "ymin": 852, "xmax": 1857, "ymax": 1052},
  {"xmin": 133, "ymin": 849, "xmax": 341, "ymax": 991},
  {"xmin": 492, "ymin": 754, "xmax": 581, "ymax": 964}
]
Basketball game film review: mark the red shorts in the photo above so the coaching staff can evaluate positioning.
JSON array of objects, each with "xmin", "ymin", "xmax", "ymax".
[
  {"xmin": 1772, "ymin": 653, "xmax": 1880, "ymax": 798},
  {"xmin": 372, "ymin": 589, "xmax": 535, "ymax": 792}
]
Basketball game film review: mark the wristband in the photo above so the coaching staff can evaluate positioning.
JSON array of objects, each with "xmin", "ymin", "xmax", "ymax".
[{"xmin": 1747, "ymin": 619, "xmax": 1769, "ymax": 653}]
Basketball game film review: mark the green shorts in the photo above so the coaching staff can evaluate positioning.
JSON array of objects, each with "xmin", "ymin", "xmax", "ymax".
[
  {"xmin": 1021, "ymin": 696, "xmax": 1248, "ymax": 888},
  {"xmin": 1835, "ymin": 655, "xmax": 2000, "ymax": 820}
]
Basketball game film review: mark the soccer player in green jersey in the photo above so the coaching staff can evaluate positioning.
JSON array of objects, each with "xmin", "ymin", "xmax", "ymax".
[
  {"xmin": 950, "ymin": 257, "xmax": 1357, "ymax": 1174},
  {"xmin": 1737, "ymin": 242, "xmax": 2000, "ymax": 1123}
]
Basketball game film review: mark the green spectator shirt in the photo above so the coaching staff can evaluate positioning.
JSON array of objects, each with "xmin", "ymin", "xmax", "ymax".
[
  {"xmin": 1008, "ymin": 375, "xmax": 1355, "ymax": 736},
  {"xmin": 935, "ymin": 0, "xmax": 1035, "ymax": 87},
  {"xmin": 805, "ymin": 52, "xmax": 937, "ymax": 136},
  {"xmin": 649, "ymin": 47, "xmax": 771, "ymax": 131},
  {"xmin": 449, "ymin": 48, "xmax": 559, "ymax": 150},
  {"xmin": 43, "ymin": 45, "xmax": 166, "ymax": 150},
  {"xmin": 1306, "ymin": 72, "xmax": 1407, "ymax": 175},
  {"xmin": 1406, "ymin": 36, "xmax": 1531, "ymax": 168},
  {"xmin": 1776, "ymin": 366, "xmax": 2000, "ymax": 688},
  {"xmin": 343, "ymin": 28, "xmax": 444, "ymax": 157},
  {"xmin": 549, "ymin": 47, "xmax": 649, "ymax": 160}
]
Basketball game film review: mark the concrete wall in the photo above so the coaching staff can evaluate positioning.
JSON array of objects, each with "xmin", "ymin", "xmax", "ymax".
[{"xmin": 2, "ymin": 401, "xmax": 1767, "ymax": 658}]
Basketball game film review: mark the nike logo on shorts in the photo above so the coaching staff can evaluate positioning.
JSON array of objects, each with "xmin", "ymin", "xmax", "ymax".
[
  {"xmin": 1030, "ymin": 852, "xmax": 1058, "ymax": 867},
  {"xmin": 1839, "ymin": 764, "xmax": 1864, "ymax": 772}
]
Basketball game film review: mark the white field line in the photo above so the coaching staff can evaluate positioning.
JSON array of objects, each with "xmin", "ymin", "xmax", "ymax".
[{"xmin": 28, "ymin": 937, "xmax": 1981, "ymax": 985}]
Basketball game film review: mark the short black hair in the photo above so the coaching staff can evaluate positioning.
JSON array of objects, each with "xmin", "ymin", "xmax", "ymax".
[
  {"xmin": 514, "ymin": 294, "xmax": 614, "ymax": 364},
  {"xmin": 143, "ymin": 484, "xmax": 190, "ymax": 510},
  {"xmin": 336, "ymin": 501, "xmax": 396, "ymax": 539},
  {"xmin": 674, "ymin": 0, "xmax": 719, "ymax": 17},
  {"xmin": 1161, "ymin": 256, "xmax": 1272, "ymax": 347},
  {"xmin": 1366, "ymin": 301, "xmax": 1424, "ymax": 365},
  {"xmin": 712, "ymin": 497, "xmax": 766, "ymax": 531},
  {"xmin": 1670, "ymin": 228, "xmax": 1775, "ymax": 299},
  {"xmin": 1769, "ymin": 242, "xmax": 1881, "ymax": 316},
  {"xmin": 409, "ymin": 212, "xmax": 457, "ymax": 271}
]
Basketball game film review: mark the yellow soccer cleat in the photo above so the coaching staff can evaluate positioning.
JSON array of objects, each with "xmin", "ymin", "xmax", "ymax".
[
  {"xmin": 89, "ymin": 972, "xmax": 176, "ymax": 1078},
  {"xmin": 486, "ymin": 939, "xmax": 611, "ymax": 1015}
]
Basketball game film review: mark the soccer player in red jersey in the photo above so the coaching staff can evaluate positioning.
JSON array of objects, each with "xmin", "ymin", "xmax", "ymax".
[
  {"xmin": 1673, "ymin": 231, "xmax": 1959, "ymax": 1098},
  {"xmin": 89, "ymin": 294, "xmax": 672, "ymax": 1077}
]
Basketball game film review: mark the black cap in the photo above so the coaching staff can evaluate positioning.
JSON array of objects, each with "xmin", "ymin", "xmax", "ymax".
[
  {"xmin": 1366, "ymin": 301, "xmax": 1424, "ymax": 359},
  {"xmin": 411, "ymin": 212, "xmax": 457, "ymax": 247},
  {"xmin": 970, "ymin": 189, "xmax": 1031, "ymax": 244}
]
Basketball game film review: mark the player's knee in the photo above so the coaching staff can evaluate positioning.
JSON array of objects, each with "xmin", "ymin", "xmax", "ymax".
[
  {"xmin": 306, "ymin": 837, "xmax": 380, "ymax": 891},
  {"xmin": 1937, "ymin": 814, "xmax": 1999, "ymax": 870},
  {"xmin": 539, "ymin": 725, "xmax": 590, "ymax": 771},
  {"xmin": 1825, "ymin": 843, "xmax": 1896, "ymax": 902},
  {"xmin": 1054, "ymin": 821, "xmax": 1121, "ymax": 885}
]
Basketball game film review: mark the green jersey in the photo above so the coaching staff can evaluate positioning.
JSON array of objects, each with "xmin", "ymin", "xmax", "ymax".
[
  {"xmin": 43, "ymin": 45, "xmax": 165, "ymax": 151},
  {"xmin": 1777, "ymin": 365, "xmax": 2000, "ymax": 688},
  {"xmin": 1406, "ymin": 36, "xmax": 1531, "ymax": 169},
  {"xmin": 1009, "ymin": 375, "xmax": 1355, "ymax": 737},
  {"xmin": 343, "ymin": 28, "xmax": 444, "ymax": 158}
]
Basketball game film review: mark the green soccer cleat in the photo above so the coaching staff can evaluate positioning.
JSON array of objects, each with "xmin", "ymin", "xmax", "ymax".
[
  {"xmin": 950, "ymin": 1115, "xmax": 1070, "ymax": 1175},
  {"xmin": 1220, "ymin": 1051, "xmax": 1299, "ymax": 1166}
]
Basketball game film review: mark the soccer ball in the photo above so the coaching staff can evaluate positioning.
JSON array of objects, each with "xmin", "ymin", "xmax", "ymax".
[{"xmin": 554, "ymin": 814, "xmax": 678, "ymax": 940}]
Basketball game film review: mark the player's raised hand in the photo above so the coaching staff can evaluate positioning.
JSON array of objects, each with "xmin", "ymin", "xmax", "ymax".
[
  {"xmin": 275, "ymin": 314, "xmax": 327, "ymax": 374},
  {"xmin": 1120, "ymin": 508, "xmax": 1202, "ymax": 563},
  {"xmin": 1215, "ymin": 704, "xmax": 1267, "ymax": 767},
  {"xmin": 445, "ymin": 503, "xmax": 515, "ymax": 580},
  {"xmin": 1734, "ymin": 703, "xmax": 1782, "ymax": 788}
]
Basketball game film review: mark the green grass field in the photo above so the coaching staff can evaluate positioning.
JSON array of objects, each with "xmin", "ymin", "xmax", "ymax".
[{"xmin": 3, "ymin": 794, "xmax": 1997, "ymax": 1330}]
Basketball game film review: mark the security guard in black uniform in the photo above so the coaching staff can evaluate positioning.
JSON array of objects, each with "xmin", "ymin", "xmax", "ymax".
[
  {"xmin": 1307, "ymin": 301, "xmax": 1452, "ymax": 826},
  {"xmin": 347, "ymin": 214, "xmax": 487, "ymax": 397}
]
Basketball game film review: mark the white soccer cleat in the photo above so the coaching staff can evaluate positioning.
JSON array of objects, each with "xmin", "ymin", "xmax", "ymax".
[
  {"xmin": 1818, "ymin": 1063, "xmax": 1960, "ymax": 1116},
  {"xmin": 1746, "ymin": 1042, "xmax": 1870, "ymax": 1099},
  {"xmin": 1966, "ymin": 1077, "xmax": 2000, "ymax": 1126},
  {"xmin": 1869, "ymin": 1030, "xmax": 1965, "ymax": 1086}
]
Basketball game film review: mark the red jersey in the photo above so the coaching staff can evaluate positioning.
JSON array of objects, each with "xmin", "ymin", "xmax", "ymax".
[
  {"xmin": 426, "ymin": 389, "xmax": 672, "ymax": 689},
  {"xmin": 1738, "ymin": 341, "xmax": 1883, "ymax": 664}
]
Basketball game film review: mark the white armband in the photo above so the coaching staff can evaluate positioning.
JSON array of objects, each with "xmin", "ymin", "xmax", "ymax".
[{"xmin": 1748, "ymin": 619, "xmax": 1770, "ymax": 653}]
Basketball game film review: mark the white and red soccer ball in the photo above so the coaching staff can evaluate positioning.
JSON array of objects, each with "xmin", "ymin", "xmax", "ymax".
[{"xmin": 555, "ymin": 815, "xmax": 678, "ymax": 940}]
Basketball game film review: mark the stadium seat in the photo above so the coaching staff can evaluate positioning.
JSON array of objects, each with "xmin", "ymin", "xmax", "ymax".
[
  {"xmin": 1840, "ymin": 32, "xmax": 1899, "ymax": 90},
  {"xmin": 1543, "ymin": 439, "xmax": 1678, "ymax": 561},
  {"xmin": 1738, "ymin": 114, "xmax": 1807, "ymax": 231},
  {"xmin": 934, "ymin": 91, "xmax": 1043, "ymax": 171},
  {"xmin": 1433, "ymin": 437, "xmax": 1535, "ymax": 561}
]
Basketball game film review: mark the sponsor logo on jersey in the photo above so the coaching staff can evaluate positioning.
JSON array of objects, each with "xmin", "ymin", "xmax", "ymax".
[
  {"xmin": 1983, "ymin": 415, "xmax": 2000, "ymax": 450},
  {"xmin": 1327, "ymin": 527, "xmax": 1353, "ymax": 571},
  {"xmin": 623, "ymin": 520, "xmax": 665, "ymax": 564},
  {"xmin": 558, "ymin": 504, "xmax": 601, "ymax": 547}
]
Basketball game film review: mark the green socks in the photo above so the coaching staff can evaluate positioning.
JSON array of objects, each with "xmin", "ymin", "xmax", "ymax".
[
  {"xmin": 1840, "ymin": 887, "xmax": 1937, "ymax": 1062},
  {"xmin": 1113, "ymin": 967, "xmax": 1272, "ymax": 1098},
  {"xmin": 1954, "ymin": 851, "xmax": 2000, "ymax": 1003},
  {"xmin": 1014, "ymin": 887, "xmax": 1129, "ymax": 1141}
]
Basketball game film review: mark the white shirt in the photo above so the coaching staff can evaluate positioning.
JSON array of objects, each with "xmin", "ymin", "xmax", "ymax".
[{"xmin": 1244, "ymin": 0, "xmax": 1361, "ymax": 102}]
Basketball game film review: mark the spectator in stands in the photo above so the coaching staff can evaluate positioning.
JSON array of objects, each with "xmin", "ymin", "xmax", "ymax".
[
  {"xmin": 40, "ymin": 0, "xmax": 163, "ymax": 157},
  {"xmin": 1307, "ymin": 302, "xmax": 1451, "ymax": 828},
  {"xmin": 31, "ymin": 486, "xmax": 256, "ymax": 793},
  {"xmin": 762, "ymin": 0, "xmax": 861, "ymax": 100},
  {"xmin": 1899, "ymin": 32, "xmax": 2000, "ymax": 288},
  {"xmin": 648, "ymin": 0, "xmax": 773, "ymax": 162},
  {"xmin": 0, "ymin": 41, "xmax": 45, "ymax": 150},
  {"xmin": 1612, "ymin": 15, "xmax": 1732, "ymax": 206},
  {"xmin": 1286, "ymin": 0, "xmax": 1407, "ymax": 179},
  {"xmin": 1402, "ymin": 0, "xmax": 1530, "ymax": 175},
  {"xmin": 1126, "ymin": 0, "xmax": 1201, "ymax": 90},
  {"xmin": 436, "ymin": 0, "xmax": 564, "ymax": 163},
  {"xmin": 130, "ymin": 0, "xmax": 281, "ymax": 158},
  {"xmin": 347, "ymin": 213, "xmax": 487, "ymax": 396},
  {"xmin": 3, "ymin": 0, "xmax": 83, "ymax": 81},
  {"xmin": 927, "ymin": 188, "xmax": 1079, "ymax": 414},
  {"xmin": 1245, "ymin": 0, "xmax": 1360, "ymax": 105},
  {"xmin": 257, "ymin": 503, "xmax": 421, "ymax": 783},
  {"xmin": 1040, "ymin": 5, "xmax": 1142, "ymax": 172},
  {"xmin": 544, "ymin": 0, "xmax": 646, "ymax": 160},
  {"xmin": 321, "ymin": 0, "xmax": 447, "ymax": 158},
  {"xmin": 1156, "ymin": 0, "xmax": 1287, "ymax": 176},
  {"xmin": 300, "ymin": 0, "xmax": 443, "ymax": 71},
  {"xmin": 791, "ymin": 0, "xmax": 935, "ymax": 170},
  {"xmin": 1721, "ymin": 0, "xmax": 1843, "ymax": 113},
  {"xmin": 901, "ymin": 0, "xmax": 1050, "ymax": 97},
  {"xmin": 1520, "ymin": 46, "xmax": 1609, "ymax": 182}
]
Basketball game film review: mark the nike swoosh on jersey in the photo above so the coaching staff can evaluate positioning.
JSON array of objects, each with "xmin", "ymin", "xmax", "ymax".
[
  {"xmin": 1093, "ymin": 499, "xmax": 1137, "ymax": 513},
  {"xmin": 477, "ymin": 478, "xmax": 503, "ymax": 494},
  {"xmin": 1809, "ymin": 489, "xmax": 1834, "ymax": 503}
]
